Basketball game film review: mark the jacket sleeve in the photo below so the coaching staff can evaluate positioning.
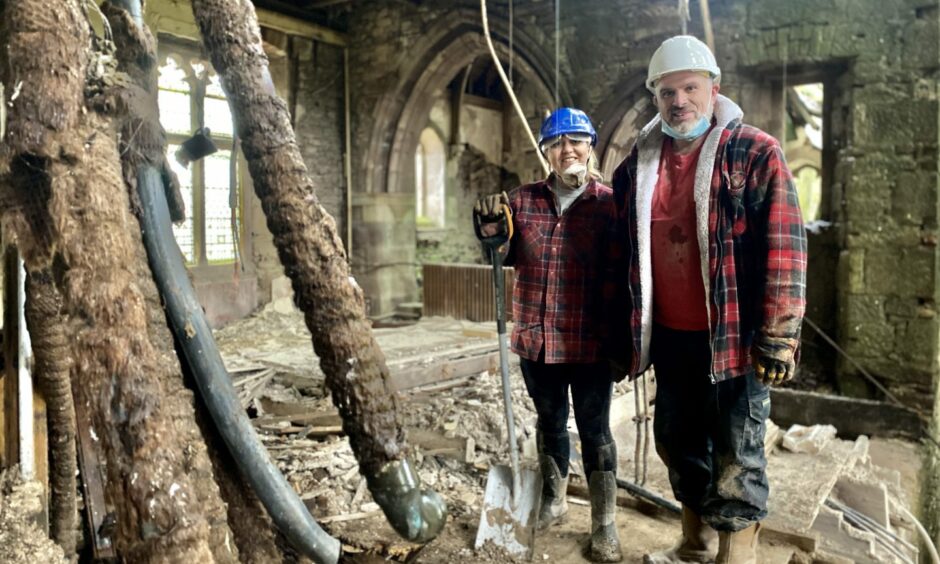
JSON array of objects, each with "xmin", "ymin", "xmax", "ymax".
[
  {"xmin": 602, "ymin": 158, "xmax": 636, "ymax": 375},
  {"xmin": 750, "ymin": 142, "xmax": 807, "ymax": 364}
]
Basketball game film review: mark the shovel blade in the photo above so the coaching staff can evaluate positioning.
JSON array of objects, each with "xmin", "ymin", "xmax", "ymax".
[{"xmin": 474, "ymin": 464, "xmax": 542, "ymax": 560}]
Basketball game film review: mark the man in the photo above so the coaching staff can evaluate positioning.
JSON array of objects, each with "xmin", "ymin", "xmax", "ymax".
[{"xmin": 611, "ymin": 36, "xmax": 807, "ymax": 563}]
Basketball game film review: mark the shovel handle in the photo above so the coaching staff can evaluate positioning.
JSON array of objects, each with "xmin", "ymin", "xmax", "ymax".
[{"xmin": 484, "ymin": 208, "xmax": 522, "ymax": 500}]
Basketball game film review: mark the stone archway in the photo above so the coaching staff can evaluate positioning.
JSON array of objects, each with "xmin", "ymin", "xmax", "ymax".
[
  {"xmin": 352, "ymin": 15, "xmax": 559, "ymax": 315},
  {"xmin": 593, "ymin": 73, "xmax": 656, "ymax": 180}
]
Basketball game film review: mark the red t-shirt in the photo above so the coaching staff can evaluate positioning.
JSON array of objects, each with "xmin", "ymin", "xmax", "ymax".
[{"xmin": 651, "ymin": 137, "xmax": 709, "ymax": 331}]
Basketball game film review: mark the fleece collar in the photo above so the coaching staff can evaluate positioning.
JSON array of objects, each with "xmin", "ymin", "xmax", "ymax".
[{"xmin": 632, "ymin": 95, "xmax": 743, "ymax": 371}]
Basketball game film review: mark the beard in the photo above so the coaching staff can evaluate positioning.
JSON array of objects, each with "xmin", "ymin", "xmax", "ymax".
[{"xmin": 668, "ymin": 94, "xmax": 714, "ymax": 134}]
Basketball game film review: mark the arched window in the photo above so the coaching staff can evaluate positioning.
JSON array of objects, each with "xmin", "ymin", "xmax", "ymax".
[
  {"xmin": 158, "ymin": 45, "xmax": 241, "ymax": 265},
  {"xmin": 415, "ymin": 127, "xmax": 446, "ymax": 228}
]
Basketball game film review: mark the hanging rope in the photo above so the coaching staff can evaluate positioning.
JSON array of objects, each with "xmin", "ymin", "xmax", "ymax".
[
  {"xmin": 508, "ymin": 0, "xmax": 513, "ymax": 85},
  {"xmin": 554, "ymin": 0, "xmax": 560, "ymax": 107},
  {"xmin": 480, "ymin": 0, "xmax": 550, "ymax": 174},
  {"xmin": 678, "ymin": 0, "xmax": 690, "ymax": 35}
]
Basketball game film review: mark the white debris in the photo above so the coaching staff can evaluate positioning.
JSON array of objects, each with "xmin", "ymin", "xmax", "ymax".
[
  {"xmin": 169, "ymin": 483, "xmax": 181, "ymax": 497},
  {"xmin": 782, "ymin": 424, "xmax": 838, "ymax": 454}
]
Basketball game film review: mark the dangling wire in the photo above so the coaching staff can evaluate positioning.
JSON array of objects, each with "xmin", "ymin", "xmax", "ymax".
[
  {"xmin": 508, "ymin": 0, "xmax": 514, "ymax": 86},
  {"xmin": 782, "ymin": 45, "xmax": 788, "ymax": 143},
  {"xmin": 554, "ymin": 0, "xmax": 560, "ymax": 107},
  {"xmin": 480, "ymin": 0, "xmax": 550, "ymax": 174},
  {"xmin": 678, "ymin": 0, "xmax": 690, "ymax": 35}
]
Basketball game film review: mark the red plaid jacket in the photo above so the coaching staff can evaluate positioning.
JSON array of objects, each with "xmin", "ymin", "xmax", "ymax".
[
  {"xmin": 612, "ymin": 95, "xmax": 807, "ymax": 382},
  {"xmin": 504, "ymin": 177, "xmax": 623, "ymax": 364}
]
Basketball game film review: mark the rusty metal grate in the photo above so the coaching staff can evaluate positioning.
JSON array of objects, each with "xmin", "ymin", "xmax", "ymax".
[{"xmin": 422, "ymin": 263, "xmax": 514, "ymax": 322}]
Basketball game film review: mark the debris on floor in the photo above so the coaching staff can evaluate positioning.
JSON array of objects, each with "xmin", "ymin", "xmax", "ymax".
[
  {"xmin": 214, "ymin": 307, "xmax": 927, "ymax": 562},
  {"xmin": 0, "ymin": 469, "xmax": 67, "ymax": 564}
]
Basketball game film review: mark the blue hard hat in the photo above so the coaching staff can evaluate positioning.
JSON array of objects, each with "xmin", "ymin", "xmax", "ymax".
[{"xmin": 538, "ymin": 107, "xmax": 597, "ymax": 147}]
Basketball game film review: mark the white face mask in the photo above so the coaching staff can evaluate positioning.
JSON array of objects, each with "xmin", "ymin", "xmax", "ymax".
[{"xmin": 560, "ymin": 162, "xmax": 588, "ymax": 187}]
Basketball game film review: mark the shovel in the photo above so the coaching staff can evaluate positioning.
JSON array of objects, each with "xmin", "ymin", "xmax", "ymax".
[{"xmin": 473, "ymin": 205, "xmax": 542, "ymax": 560}]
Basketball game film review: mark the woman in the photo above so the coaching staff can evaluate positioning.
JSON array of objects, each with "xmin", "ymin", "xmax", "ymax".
[{"xmin": 474, "ymin": 107, "xmax": 625, "ymax": 563}]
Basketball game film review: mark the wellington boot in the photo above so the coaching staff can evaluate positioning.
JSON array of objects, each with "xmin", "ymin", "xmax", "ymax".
[
  {"xmin": 588, "ymin": 471, "xmax": 622, "ymax": 563},
  {"xmin": 536, "ymin": 455, "xmax": 568, "ymax": 531},
  {"xmin": 643, "ymin": 506, "xmax": 718, "ymax": 563},
  {"xmin": 716, "ymin": 523, "xmax": 760, "ymax": 564}
]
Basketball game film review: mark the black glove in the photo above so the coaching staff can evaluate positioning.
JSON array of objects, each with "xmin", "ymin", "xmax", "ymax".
[
  {"xmin": 753, "ymin": 354, "xmax": 795, "ymax": 386},
  {"xmin": 473, "ymin": 191, "xmax": 511, "ymax": 239}
]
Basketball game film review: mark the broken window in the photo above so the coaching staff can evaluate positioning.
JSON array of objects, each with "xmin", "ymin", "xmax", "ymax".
[
  {"xmin": 158, "ymin": 46, "xmax": 241, "ymax": 265},
  {"xmin": 415, "ymin": 127, "xmax": 446, "ymax": 229},
  {"xmin": 786, "ymin": 83, "xmax": 823, "ymax": 223}
]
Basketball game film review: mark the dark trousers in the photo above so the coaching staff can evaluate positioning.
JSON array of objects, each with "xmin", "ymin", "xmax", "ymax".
[
  {"xmin": 651, "ymin": 324, "xmax": 770, "ymax": 532},
  {"xmin": 519, "ymin": 357, "xmax": 615, "ymax": 478}
]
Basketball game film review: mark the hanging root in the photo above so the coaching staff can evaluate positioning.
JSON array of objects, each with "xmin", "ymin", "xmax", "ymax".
[{"xmin": 25, "ymin": 269, "xmax": 77, "ymax": 559}]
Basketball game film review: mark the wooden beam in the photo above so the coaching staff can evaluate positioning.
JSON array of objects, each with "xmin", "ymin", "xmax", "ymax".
[
  {"xmin": 256, "ymin": 8, "xmax": 347, "ymax": 46},
  {"xmin": 388, "ymin": 352, "xmax": 498, "ymax": 393},
  {"xmin": 769, "ymin": 388, "xmax": 924, "ymax": 441},
  {"xmin": 3, "ymin": 247, "xmax": 19, "ymax": 469},
  {"xmin": 74, "ymin": 399, "xmax": 116, "ymax": 559},
  {"xmin": 145, "ymin": 1, "xmax": 347, "ymax": 46}
]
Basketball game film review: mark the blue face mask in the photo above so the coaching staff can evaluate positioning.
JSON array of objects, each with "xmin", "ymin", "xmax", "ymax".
[{"xmin": 661, "ymin": 115, "xmax": 711, "ymax": 141}]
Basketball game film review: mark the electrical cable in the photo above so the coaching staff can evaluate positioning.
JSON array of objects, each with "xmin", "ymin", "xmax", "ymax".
[{"xmin": 479, "ymin": 0, "xmax": 549, "ymax": 175}]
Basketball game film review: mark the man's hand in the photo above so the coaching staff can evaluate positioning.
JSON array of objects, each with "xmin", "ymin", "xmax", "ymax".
[
  {"xmin": 473, "ymin": 191, "xmax": 510, "ymax": 238},
  {"xmin": 753, "ymin": 355, "xmax": 795, "ymax": 386}
]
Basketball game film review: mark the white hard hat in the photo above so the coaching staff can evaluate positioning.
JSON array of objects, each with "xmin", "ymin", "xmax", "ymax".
[{"xmin": 646, "ymin": 35, "xmax": 720, "ymax": 92}]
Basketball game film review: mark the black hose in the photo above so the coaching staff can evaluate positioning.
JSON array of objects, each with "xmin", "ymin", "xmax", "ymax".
[
  {"xmin": 136, "ymin": 165, "xmax": 341, "ymax": 564},
  {"xmin": 615, "ymin": 478, "xmax": 681, "ymax": 514}
]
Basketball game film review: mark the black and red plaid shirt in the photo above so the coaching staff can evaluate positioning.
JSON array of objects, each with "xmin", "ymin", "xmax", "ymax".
[
  {"xmin": 612, "ymin": 106, "xmax": 807, "ymax": 382},
  {"xmin": 505, "ymin": 177, "xmax": 623, "ymax": 364}
]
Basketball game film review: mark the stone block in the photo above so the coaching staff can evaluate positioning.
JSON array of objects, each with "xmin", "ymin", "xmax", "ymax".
[
  {"xmin": 844, "ymin": 294, "xmax": 885, "ymax": 326},
  {"xmin": 864, "ymin": 246, "xmax": 935, "ymax": 297},
  {"xmin": 894, "ymin": 318, "xmax": 940, "ymax": 364},
  {"xmin": 853, "ymin": 102, "xmax": 915, "ymax": 149},
  {"xmin": 884, "ymin": 296, "xmax": 924, "ymax": 319},
  {"xmin": 840, "ymin": 249, "xmax": 865, "ymax": 293},
  {"xmin": 843, "ymin": 321, "xmax": 895, "ymax": 357},
  {"xmin": 893, "ymin": 170, "xmax": 937, "ymax": 225}
]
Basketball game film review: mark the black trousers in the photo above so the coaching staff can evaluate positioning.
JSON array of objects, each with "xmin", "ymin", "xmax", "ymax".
[
  {"xmin": 651, "ymin": 324, "xmax": 770, "ymax": 532},
  {"xmin": 519, "ymin": 357, "xmax": 615, "ymax": 478}
]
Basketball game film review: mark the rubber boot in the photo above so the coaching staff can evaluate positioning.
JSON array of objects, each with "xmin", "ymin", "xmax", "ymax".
[
  {"xmin": 588, "ymin": 470, "xmax": 622, "ymax": 562},
  {"xmin": 716, "ymin": 523, "xmax": 760, "ymax": 564},
  {"xmin": 536, "ymin": 454, "xmax": 569, "ymax": 531},
  {"xmin": 643, "ymin": 506, "xmax": 718, "ymax": 563}
]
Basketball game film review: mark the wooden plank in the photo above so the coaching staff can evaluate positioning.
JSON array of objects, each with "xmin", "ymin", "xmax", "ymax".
[
  {"xmin": 3, "ymin": 247, "xmax": 19, "ymax": 469},
  {"xmin": 770, "ymin": 388, "xmax": 923, "ymax": 441},
  {"xmin": 389, "ymin": 352, "xmax": 498, "ymax": 393},
  {"xmin": 256, "ymin": 8, "xmax": 347, "ymax": 46},
  {"xmin": 74, "ymin": 399, "xmax": 116, "ymax": 559},
  {"xmin": 32, "ymin": 388, "xmax": 48, "ymax": 533}
]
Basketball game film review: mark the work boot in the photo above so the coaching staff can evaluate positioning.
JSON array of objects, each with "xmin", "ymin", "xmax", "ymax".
[
  {"xmin": 536, "ymin": 455, "xmax": 569, "ymax": 530},
  {"xmin": 588, "ymin": 470, "xmax": 622, "ymax": 562},
  {"xmin": 643, "ymin": 506, "xmax": 718, "ymax": 563},
  {"xmin": 716, "ymin": 523, "xmax": 760, "ymax": 564}
]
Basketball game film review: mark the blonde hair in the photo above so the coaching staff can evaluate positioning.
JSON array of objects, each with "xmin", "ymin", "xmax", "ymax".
[{"xmin": 587, "ymin": 151, "xmax": 603, "ymax": 182}]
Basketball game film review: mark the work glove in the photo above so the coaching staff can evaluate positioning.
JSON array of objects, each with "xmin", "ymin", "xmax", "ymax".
[
  {"xmin": 752, "ymin": 350, "xmax": 796, "ymax": 386},
  {"xmin": 473, "ymin": 191, "xmax": 511, "ymax": 239}
]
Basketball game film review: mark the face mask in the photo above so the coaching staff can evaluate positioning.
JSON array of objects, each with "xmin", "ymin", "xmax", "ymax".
[
  {"xmin": 560, "ymin": 162, "xmax": 588, "ymax": 187},
  {"xmin": 661, "ymin": 115, "xmax": 711, "ymax": 141}
]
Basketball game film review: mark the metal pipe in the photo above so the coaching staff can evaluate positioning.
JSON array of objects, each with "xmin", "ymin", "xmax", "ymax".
[
  {"xmin": 343, "ymin": 47, "xmax": 353, "ymax": 262},
  {"xmin": 615, "ymin": 478, "xmax": 680, "ymax": 513},
  {"xmin": 137, "ymin": 166, "xmax": 341, "ymax": 563}
]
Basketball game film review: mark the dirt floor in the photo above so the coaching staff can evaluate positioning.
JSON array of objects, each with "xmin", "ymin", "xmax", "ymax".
[
  {"xmin": 211, "ymin": 305, "xmax": 927, "ymax": 563},
  {"xmin": 0, "ymin": 304, "xmax": 926, "ymax": 562}
]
